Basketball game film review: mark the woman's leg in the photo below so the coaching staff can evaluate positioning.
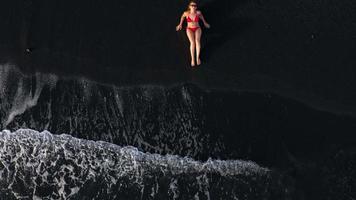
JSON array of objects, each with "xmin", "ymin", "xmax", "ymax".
[
  {"xmin": 195, "ymin": 28, "xmax": 202, "ymax": 65},
  {"xmin": 186, "ymin": 28, "xmax": 196, "ymax": 66}
]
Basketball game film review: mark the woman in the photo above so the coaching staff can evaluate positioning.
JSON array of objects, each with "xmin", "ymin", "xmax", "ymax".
[{"xmin": 176, "ymin": 1, "xmax": 210, "ymax": 67}]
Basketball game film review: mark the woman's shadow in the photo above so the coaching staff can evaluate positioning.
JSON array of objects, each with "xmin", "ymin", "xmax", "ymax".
[{"xmin": 199, "ymin": 0, "xmax": 253, "ymax": 62}]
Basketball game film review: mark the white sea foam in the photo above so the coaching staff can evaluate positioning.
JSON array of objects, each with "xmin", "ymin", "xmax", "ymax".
[
  {"xmin": 0, "ymin": 128, "xmax": 271, "ymax": 199},
  {"xmin": 0, "ymin": 64, "xmax": 58, "ymax": 127}
]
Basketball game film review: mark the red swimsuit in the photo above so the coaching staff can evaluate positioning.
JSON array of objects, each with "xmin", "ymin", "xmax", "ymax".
[{"xmin": 186, "ymin": 13, "xmax": 200, "ymax": 32}]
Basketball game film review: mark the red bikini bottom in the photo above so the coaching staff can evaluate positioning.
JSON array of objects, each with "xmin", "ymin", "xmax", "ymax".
[{"xmin": 186, "ymin": 26, "xmax": 201, "ymax": 32}]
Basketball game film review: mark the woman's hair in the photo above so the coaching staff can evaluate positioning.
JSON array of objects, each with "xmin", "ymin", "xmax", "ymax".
[{"xmin": 186, "ymin": 1, "xmax": 198, "ymax": 12}]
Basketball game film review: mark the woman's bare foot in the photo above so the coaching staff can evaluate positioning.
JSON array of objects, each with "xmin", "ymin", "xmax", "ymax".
[
  {"xmin": 191, "ymin": 60, "xmax": 196, "ymax": 67},
  {"xmin": 197, "ymin": 58, "xmax": 201, "ymax": 65}
]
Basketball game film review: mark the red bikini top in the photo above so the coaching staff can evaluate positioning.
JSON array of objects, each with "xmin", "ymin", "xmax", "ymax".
[{"xmin": 186, "ymin": 13, "xmax": 200, "ymax": 22}]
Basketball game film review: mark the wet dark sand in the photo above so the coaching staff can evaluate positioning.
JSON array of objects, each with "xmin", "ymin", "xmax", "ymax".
[
  {"xmin": 1, "ymin": 0, "xmax": 356, "ymax": 116},
  {"xmin": 1, "ymin": 1, "xmax": 356, "ymax": 198}
]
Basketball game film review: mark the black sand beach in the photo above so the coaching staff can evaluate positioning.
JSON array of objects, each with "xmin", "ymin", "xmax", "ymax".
[
  {"xmin": 1, "ymin": 0, "xmax": 356, "ymax": 199},
  {"xmin": 1, "ymin": 0, "xmax": 356, "ymax": 115}
]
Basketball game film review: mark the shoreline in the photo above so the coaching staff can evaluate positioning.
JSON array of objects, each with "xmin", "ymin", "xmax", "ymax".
[{"xmin": 2, "ymin": 63, "xmax": 355, "ymax": 118}]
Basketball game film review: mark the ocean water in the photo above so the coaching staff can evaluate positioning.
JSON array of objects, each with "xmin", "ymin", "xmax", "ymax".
[
  {"xmin": 1, "ymin": 64, "xmax": 356, "ymax": 199},
  {"xmin": 0, "ymin": 129, "xmax": 293, "ymax": 200}
]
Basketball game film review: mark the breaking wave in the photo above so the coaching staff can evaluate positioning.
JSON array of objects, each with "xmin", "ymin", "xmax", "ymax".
[{"xmin": 0, "ymin": 129, "xmax": 293, "ymax": 200}]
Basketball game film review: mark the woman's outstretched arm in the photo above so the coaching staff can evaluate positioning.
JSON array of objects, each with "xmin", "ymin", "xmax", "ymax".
[
  {"xmin": 197, "ymin": 11, "xmax": 210, "ymax": 28},
  {"xmin": 176, "ymin": 12, "xmax": 186, "ymax": 31}
]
